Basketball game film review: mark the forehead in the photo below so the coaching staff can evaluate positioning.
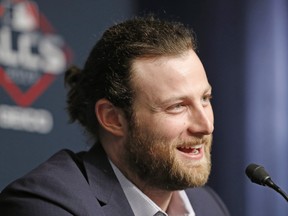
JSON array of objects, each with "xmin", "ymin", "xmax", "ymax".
[{"xmin": 130, "ymin": 50, "xmax": 209, "ymax": 96}]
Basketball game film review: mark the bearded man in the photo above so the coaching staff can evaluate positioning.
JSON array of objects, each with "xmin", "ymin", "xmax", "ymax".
[{"xmin": 0, "ymin": 16, "xmax": 230, "ymax": 216}]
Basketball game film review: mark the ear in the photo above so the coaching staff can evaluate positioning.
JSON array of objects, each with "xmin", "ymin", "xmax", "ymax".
[{"xmin": 95, "ymin": 98, "xmax": 127, "ymax": 137}]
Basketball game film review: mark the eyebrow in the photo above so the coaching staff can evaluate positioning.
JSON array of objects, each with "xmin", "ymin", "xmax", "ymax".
[
  {"xmin": 158, "ymin": 84, "xmax": 212, "ymax": 106},
  {"xmin": 205, "ymin": 84, "xmax": 213, "ymax": 93}
]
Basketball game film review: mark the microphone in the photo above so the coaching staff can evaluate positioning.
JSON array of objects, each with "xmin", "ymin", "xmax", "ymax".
[{"xmin": 245, "ymin": 163, "xmax": 288, "ymax": 202}]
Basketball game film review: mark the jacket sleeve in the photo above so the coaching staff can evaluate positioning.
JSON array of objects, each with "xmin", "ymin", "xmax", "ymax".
[{"xmin": 0, "ymin": 189, "xmax": 74, "ymax": 216}]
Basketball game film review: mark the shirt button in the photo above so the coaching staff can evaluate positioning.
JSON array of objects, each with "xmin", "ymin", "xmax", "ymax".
[{"xmin": 154, "ymin": 211, "xmax": 166, "ymax": 216}]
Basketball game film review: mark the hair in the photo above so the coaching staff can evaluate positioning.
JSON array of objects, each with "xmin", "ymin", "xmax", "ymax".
[{"xmin": 65, "ymin": 15, "xmax": 197, "ymax": 140}]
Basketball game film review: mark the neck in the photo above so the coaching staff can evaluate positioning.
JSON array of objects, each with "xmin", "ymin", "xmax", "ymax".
[
  {"xmin": 141, "ymin": 185, "xmax": 174, "ymax": 212},
  {"xmin": 112, "ymin": 160, "xmax": 174, "ymax": 211},
  {"xmin": 128, "ymin": 172, "xmax": 174, "ymax": 211}
]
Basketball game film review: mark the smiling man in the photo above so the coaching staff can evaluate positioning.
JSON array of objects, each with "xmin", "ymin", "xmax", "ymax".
[
  {"xmin": 0, "ymin": 16, "xmax": 230, "ymax": 216},
  {"xmin": 125, "ymin": 51, "xmax": 214, "ymax": 191}
]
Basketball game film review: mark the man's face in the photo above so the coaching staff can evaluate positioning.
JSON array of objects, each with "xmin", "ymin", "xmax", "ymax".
[{"xmin": 124, "ymin": 50, "xmax": 214, "ymax": 190}]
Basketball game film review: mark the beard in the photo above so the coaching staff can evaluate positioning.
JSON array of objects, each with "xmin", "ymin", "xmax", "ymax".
[{"xmin": 123, "ymin": 116, "xmax": 212, "ymax": 191}]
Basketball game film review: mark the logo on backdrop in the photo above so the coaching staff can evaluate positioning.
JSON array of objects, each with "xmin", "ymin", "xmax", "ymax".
[{"xmin": 0, "ymin": 0, "xmax": 73, "ymax": 133}]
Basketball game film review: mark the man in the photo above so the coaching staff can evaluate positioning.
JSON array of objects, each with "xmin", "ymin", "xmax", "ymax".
[{"xmin": 0, "ymin": 16, "xmax": 230, "ymax": 215}]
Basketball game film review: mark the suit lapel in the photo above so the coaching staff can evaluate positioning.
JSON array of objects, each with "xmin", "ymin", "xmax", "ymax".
[{"xmin": 83, "ymin": 144, "xmax": 134, "ymax": 216}]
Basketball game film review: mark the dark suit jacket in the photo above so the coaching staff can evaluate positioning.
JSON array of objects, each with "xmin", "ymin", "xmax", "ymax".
[{"xmin": 0, "ymin": 144, "xmax": 230, "ymax": 216}]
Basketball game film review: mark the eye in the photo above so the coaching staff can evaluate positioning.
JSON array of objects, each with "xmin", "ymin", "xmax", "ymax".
[
  {"xmin": 166, "ymin": 103, "xmax": 186, "ymax": 114},
  {"xmin": 202, "ymin": 94, "xmax": 213, "ymax": 105}
]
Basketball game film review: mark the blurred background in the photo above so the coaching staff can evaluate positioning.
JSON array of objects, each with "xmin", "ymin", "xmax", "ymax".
[{"xmin": 1, "ymin": 0, "xmax": 288, "ymax": 215}]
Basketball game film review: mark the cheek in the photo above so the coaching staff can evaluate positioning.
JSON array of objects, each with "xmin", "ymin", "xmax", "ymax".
[
  {"xmin": 135, "ymin": 109, "xmax": 190, "ymax": 139},
  {"xmin": 149, "ymin": 116, "xmax": 188, "ymax": 138}
]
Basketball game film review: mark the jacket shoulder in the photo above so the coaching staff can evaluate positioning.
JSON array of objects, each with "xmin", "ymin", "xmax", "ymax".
[{"xmin": 0, "ymin": 149, "xmax": 102, "ymax": 216}]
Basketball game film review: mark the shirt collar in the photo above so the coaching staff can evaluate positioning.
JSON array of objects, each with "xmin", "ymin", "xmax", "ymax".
[{"xmin": 110, "ymin": 161, "xmax": 195, "ymax": 216}]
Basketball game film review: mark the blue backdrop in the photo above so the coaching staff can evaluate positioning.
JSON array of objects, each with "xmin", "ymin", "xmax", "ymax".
[
  {"xmin": 245, "ymin": 0, "xmax": 288, "ymax": 215},
  {"xmin": 0, "ymin": 0, "xmax": 134, "ymax": 194}
]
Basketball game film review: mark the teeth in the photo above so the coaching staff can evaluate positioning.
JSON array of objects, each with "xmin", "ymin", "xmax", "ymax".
[
  {"xmin": 193, "ymin": 144, "xmax": 202, "ymax": 149},
  {"xmin": 178, "ymin": 144, "xmax": 202, "ymax": 154},
  {"xmin": 181, "ymin": 144, "xmax": 202, "ymax": 150},
  {"xmin": 192, "ymin": 149, "xmax": 200, "ymax": 154}
]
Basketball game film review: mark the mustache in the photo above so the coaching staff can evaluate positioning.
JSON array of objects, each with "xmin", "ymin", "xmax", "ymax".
[{"xmin": 176, "ymin": 135, "xmax": 212, "ymax": 147}]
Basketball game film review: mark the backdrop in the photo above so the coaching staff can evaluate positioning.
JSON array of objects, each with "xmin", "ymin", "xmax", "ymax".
[{"xmin": 1, "ymin": 1, "xmax": 288, "ymax": 216}]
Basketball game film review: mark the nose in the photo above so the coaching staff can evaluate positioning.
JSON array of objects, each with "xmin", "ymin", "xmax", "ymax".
[{"xmin": 187, "ymin": 106, "xmax": 214, "ymax": 136}]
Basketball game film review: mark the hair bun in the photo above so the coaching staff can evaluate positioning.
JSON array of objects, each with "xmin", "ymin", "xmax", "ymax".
[{"xmin": 64, "ymin": 65, "xmax": 82, "ymax": 88}]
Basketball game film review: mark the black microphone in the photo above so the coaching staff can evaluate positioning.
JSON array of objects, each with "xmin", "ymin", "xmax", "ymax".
[{"xmin": 245, "ymin": 163, "xmax": 288, "ymax": 202}]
